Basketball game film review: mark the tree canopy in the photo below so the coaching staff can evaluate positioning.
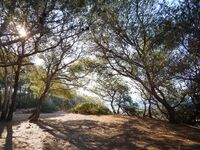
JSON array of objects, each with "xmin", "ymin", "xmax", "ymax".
[{"xmin": 0, "ymin": 0, "xmax": 199, "ymax": 125}]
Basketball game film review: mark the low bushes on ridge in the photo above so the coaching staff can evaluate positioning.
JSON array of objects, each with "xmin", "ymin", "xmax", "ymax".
[{"xmin": 74, "ymin": 102, "xmax": 111, "ymax": 115}]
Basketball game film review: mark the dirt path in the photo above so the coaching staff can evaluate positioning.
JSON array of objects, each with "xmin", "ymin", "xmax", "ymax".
[{"xmin": 0, "ymin": 112, "xmax": 200, "ymax": 150}]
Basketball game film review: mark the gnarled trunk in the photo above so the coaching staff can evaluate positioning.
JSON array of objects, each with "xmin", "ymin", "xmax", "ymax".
[
  {"xmin": 117, "ymin": 105, "xmax": 120, "ymax": 114},
  {"xmin": 29, "ymin": 93, "xmax": 46, "ymax": 122},
  {"xmin": 167, "ymin": 107, "xmax": 176, "ymax": 123},
  {"xmin": 111, "ymin": 99, "xmax": 116, "ymax": 114},
  {"xmin": 6, "ymin": 58, "xmax": 22, "ymax": 121},
  {"xmin": 156, "ymin": 100, "xmax": 176, "ymax": 123},
  {"xmin": 148, "ymin": 99, "xmax": 152, "ymax": 118},
  {"xmin": 150, "ymin": 87, "xmax": 177, "ymax": 123},
  {"xmin": 143, "ymin": 101, "xmax": 147, "ymax": 118},
  {"xmin": 0, "ymin": 89, "xmax": 2, "ymax": 111},
  {"xmin": 0, "ymin": 102, "xmax": 9, "ymax": 120},
  {"xmin": 29, "ymin": 81, "xmax": 50, "ymax": 122},
  {"xmin": 29, "ymin": 101, "xmax": 42, "ymax": 122},
  {"xmin": 1, "ymin": 68, "xmax": 9, "ymax": 120}
]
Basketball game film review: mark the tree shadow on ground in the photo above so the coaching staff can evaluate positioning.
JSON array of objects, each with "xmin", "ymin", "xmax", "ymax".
[
  {"xmin": 37, "ymin": 119, "xmax": 140, "ymax": 150},
  {"xmin": 0, "ymin": 122, "xmax": 13, "ymax": 150},
  {"xmin": 142, "ymin": 117, "xmax": 200, "ymax": 144},
  {"xmin": 0, "ymin": 113, "xmax": 29, "ymax": 150},
  {"xmin": 13, "ymin": 111, "xmax": 66, "ymax": 121},
  {"xmin": 37, "ymin": 117, "xmax": 200, "ymax": 150}
]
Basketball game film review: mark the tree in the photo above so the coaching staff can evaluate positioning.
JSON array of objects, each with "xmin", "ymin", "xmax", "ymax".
[
  {"xmin": 0, "ymin": 0, "xmax": 58, "ymax": 121},
  {"xmin": 28, "ymin": 35, "xmax": 93, "ymax": 122},
  {"xmin": 0, "ymin": 0, "xmax": 90, "ymax": 121},
  {"xmin": 119, "ymin": 91, "xmax": 139, "ymax": 116},
  {"xmin": 92, "ymin": 74, "xmax": 129, "ymax": 114},
  {"xmin": 0, "ymin": 48, "xmax": 17, "ymax": 120},
  {"xmin": 90, "ymin": 0, "xmax": 189, "ymax": 123},
  {"xmin": 136, "ymin": 84, "xmax": 168, "ymax": 120},
  {"xmin": 171, "ymin": 0, "xmax": 200, "ymax": 123},
  {"xmin": 136, "ymin": 86, "xmax": 153, "ymax": 118},
  {"xmin": 29, "ymin": 42, "xmax": 81, "ymax": 121}
]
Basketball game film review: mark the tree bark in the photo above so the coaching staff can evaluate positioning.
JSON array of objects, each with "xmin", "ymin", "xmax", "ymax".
[
  {"xmin": 6, "ymin": 40, "xmax": 25, "ymax": 121},
  {"xmin": 150, "ymin": 87, "xmax": 177, "ymax": 123},
  {"xmin": 0, "ymin": 99, "xmax": 8, "ymax": 120},
  {"xmin": 29, "ymin": 79, "xmax": 51, "ymax": 122},
  {"xmin": 117, "ymin": 105, "xmax": 120, "ymax": 114},
  {"xmin": 148, "ymin": 99, "xmax": 152, "ymax": 118},
  {"xmin": 0, "ymin": 89, "xmax": 2, "ymax": 111},
  {"xmin": 0, "ymin": 67, "xmax": 9, "ymax": 120},
  {"xmin": 29, "ymin": 92, "xmax": 47, "ymax": 122},
  {"xmin": 6, "ymin": 61, "xmax": 22, "ymax": 121},
  {"xmin": 111, "ymin": 99, "xmax": 116, "ymax": 114},
  {"xmin": 166, "ymin": 106, "xmax": 176, "ymax": 123},
  {"xmin": 143, "ymin": 101, "xmax": 146, "ymax": 118}
]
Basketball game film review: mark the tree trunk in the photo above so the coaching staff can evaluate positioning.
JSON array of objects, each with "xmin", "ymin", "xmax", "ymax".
[
  {"xmin": 167, "ymin": 107, "xmax": 176, "ymax": 123},
  {"xmin": 29, "ymin": 73, "xmax": 52, "ymax": 122},
  {"xmin": 1, "ymin": 68, "xmax": 9, "ymax": 120},
  {"xmin": 156, "ymin": 98, "xmax": 176, "ymax": 123},
  {"xmin": 117, "ymin": 106, "xmax": 120, "ymax": 114},
  {"xmin": 111, "ymin": 99, "xmax": 116, "ymax": 114},
  {"xmin": 143, "ymin": 101, "xmax": 146, "ymax": 118},
  {"xmin": 29, "ymin": 92, "xmax": 46, "ymax": 122},
  {"xmin": 156, "ymin": 100, "xmax": 176, "ymax": 123},
  {"xmin": 0, "ymin": 101, "xmax": 8, "ymax": 120},
  {"xmin": 6, "ymin": 58, "xmax": 22, "ymax": 121},
  {"xmin": 6, "ymin": 66, "xmax": 21, "ymax": 121},
  {"xmin": 0, "ymin": 89, "xmax": 2, "ymax": 111},
  {"xmin": 148, "ymin": 99, "xmax": 152, "ymax": 118},
  {"xmin": 150, "ymin": 87, "xmax": 177, "ymax": 123}
]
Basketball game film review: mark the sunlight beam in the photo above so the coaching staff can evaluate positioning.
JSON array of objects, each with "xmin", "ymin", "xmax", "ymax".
[{"xmin": 17, "ymin": 25, "xmax": 27, "ymax": 38}]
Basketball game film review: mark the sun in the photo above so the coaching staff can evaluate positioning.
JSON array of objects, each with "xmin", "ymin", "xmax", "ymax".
[{"xmin": 17, "ymin": 25, "xmax": 27, "ymax": 38}]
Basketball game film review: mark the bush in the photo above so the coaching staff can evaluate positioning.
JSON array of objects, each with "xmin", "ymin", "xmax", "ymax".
[
  {"xmin": 176, "ymin": 102, "xmax": 197, "ymax": 125},
  {"xmin": 121, "ymin": 102, "xmax": 139, "ymax": 116},
  {"xmin": 122, "ymin": 106, "xmax": 138, "ymax": 116},
  {"xmin": 16, "ymin": 95, "xmax": 37, "ymax": 109},
  {"xmin": 74, "ymin": 102, "xmax": 111, "ymax": 115},
  {"xmin": 41, "ymin": 101, "xmax": 59, "ymax": 113}
]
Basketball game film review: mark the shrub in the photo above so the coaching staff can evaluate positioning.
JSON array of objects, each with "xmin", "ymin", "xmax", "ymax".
[
  {"xmin": 121, "ymin": 102, "xmax": 139, "ymax": 116},
  {"xmin": 41, "ymin": 101, "xmax": 59, "ymax": 113},
  {"xmin": 74, "ymin": 102, "xmax": 111, "ymax": 115},
  {"xmin": 16, "ymin": 95, "xmax": 37, "ymax": 109},
  {"xmin": 176, "ymin": 102, "xmax": 197, "ymax": 125}
]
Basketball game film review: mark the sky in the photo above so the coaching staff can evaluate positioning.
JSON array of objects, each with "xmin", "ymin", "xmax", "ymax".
[{"xmin": 32, "ymin": 57, "xmax": 43, "ymax": 66}]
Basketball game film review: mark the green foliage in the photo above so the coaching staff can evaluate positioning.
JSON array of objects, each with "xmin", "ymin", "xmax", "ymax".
[
  {"xmin": 122, "ymin": 103, "xmax": 139, "ymax": 116},
  {"xmin": 41, "ymin": 101, "xmax": 59, "ymax": 113},
  {"xmin": 29, "ymin": 66, "xmax": 75, "ymax": 99},
  {"xmin": 92, "ymin": 74, "xmax": 130, "ymax": 114},
  {"xmin": 63, "ymin": 95, "xmax": 94, "ymax": 111},
  {"xmin": 89, "ymin": 0, "xmax": 195, "ymax": 123},
  {"xmin": 120, "ymin": 93, "xmax": 140, "ymax": 116},
  {"xmin": 0, "ymin": 0, "xmax": 199, "ymax": 125},
  {"xmin": 63, "ymin": 0, "xmax": 88, "ymax": 12},
  {"xmin": 16, "ymin": 95, "xmax": 63, "ymax": 112},
  {"xmin": 74, "ymin": 102, "xmax": 111, "ymax": 115},
  {"xmin": 175, "ymin": 102, "xmax": 196, "ymax": 125},
  {"xmin": 28, "ymin": 66, "xmax": 47, "ymax": 96},
  {"xmin": 68, "ymin": 57, "xmax": 95, "ymax": 75},
  {"xmin": 16, "ymin": 95, "xmax": 37, "ymax": 109}
]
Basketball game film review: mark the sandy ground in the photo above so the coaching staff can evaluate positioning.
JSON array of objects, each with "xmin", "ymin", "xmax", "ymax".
[{"xmin": 0, "ymin": 111, "xmax": 200, "ymax": 150}]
